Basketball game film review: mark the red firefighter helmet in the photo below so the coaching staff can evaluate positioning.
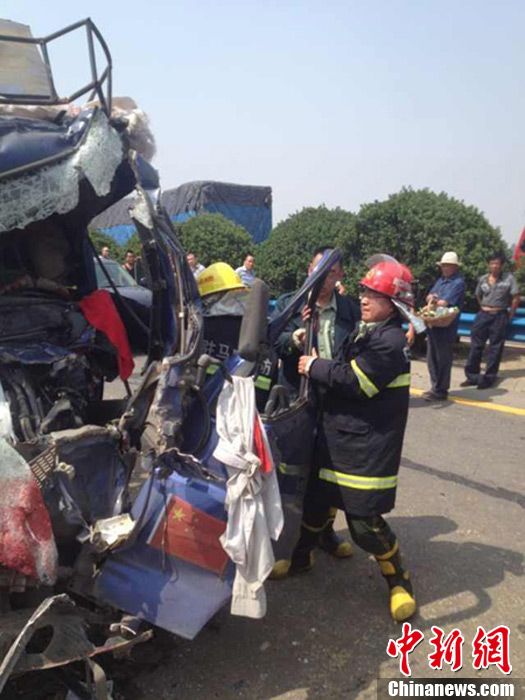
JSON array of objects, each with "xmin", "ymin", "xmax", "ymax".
[{"xmin": 360, "ymin": 256, "xmax": 415, "ymax": 307}]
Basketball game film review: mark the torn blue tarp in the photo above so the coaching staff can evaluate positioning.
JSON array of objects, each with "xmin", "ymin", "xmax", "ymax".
[
  {"xmin": 165, "ymin": 181, "xmax": 272, "ymax": 244},
  {"xmin": 0, "ymin": 109, "xmax": 127, "ymax": 233},
  {"xmin": 91, "ymin": 180, "xmax": 273, "ymax": 245},
  {"xmin": 0, "ymin": 110, "xmax": 93, "ymax": 178}
]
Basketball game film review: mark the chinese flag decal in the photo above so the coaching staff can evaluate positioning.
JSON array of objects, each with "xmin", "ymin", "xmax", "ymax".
[{"xmin": 148, "ymin": 497, "xmax": 228, "ymax": 576}]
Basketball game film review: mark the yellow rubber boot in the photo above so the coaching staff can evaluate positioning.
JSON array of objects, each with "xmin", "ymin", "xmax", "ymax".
[
  {"xmin": 390, "ymin": 582, "xmax": 417, "ymax": 623},
  {"xmin": 269, "ymin": 516, "xmax": 329, "ymax": 580},
  {"xmin": 333, "ymin": 540, "xmax": 354, "ymax": 558},
  {"xmin": 319, "ymin": 529, "xmax": 353, "ymax": 558},
  {"xmin": 319, "ymin": 508, "xmax": 353, "ymax": 558},
  {"xmin": 376, "ymin": 544, "xmax": 416, "ymax": 622},
  {"xmin": 269, "ymin": 559, "xmax": 292, "ymax": 580},
  {"xmin": 269, "ymin": 551, "xmax": 315, "ymax": 580}
]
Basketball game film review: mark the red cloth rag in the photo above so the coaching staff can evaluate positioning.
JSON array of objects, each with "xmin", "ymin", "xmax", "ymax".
[
  {"xmin": 79, "ymin": 289, "xmax": 134, "ymax": 380},
  {"xmin": 253, "ymin": 415, "xmax": 273, "ymax": 474}
]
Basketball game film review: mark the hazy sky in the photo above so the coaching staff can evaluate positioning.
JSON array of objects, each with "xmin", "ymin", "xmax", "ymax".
[{"xmin": 2, "ymin": 1, "xmax": 524, "ymax": 243}]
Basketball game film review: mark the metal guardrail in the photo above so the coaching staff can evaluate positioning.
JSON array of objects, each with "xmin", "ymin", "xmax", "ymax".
[{"xmin": 458, "ymin": 308, "xmax": 525, "ymax": 343}]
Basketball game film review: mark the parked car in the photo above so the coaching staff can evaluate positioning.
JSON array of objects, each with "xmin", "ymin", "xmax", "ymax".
[{"xmin": 94, "ymin": 257, "xmax": 152, "ymax": 351}]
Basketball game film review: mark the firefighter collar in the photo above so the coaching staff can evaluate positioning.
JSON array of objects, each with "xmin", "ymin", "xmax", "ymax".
[{"xmin": 354, "ymin": 320, "xmax": 379, "ymax": 341}]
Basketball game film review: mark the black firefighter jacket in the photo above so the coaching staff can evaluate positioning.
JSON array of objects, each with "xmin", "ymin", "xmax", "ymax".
[
  {"xmin": 272, "ymin": 292, "xmax": 360, "ymax": 396},
  {"xmin": 309, "ymin": 315, "xmax": 410, "ymax": 516}
]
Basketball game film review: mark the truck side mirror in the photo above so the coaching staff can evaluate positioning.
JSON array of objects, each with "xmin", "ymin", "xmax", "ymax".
[{"xmin": 238, "ymin": 279, "xmax": 269, "ymax": 362}]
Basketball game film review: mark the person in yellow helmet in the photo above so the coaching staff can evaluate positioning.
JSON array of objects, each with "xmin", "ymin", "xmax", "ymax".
[
  {"xmin": 198, "ymin": 263, "xmax": 249, "ymax": 361},
  {"xmin": 197, "ymin": 262, "xmax": 246, "ymax": 298}
]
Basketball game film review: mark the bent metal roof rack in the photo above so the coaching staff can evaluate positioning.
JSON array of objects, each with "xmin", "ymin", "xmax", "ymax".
[{"xmin": 0, "ymin": 17, "xmax": 112, "ymax": 115}]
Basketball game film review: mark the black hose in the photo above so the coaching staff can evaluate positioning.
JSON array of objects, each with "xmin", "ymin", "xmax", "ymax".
[
  {"xmin": 2, "ymin": 374, "xmax": 36, "ymax": 441},
  {"xmin": 187, "ymin": 384, "xmax": 211, "ymax": 455},
  {"xmin": 298, "ymin": 289, "xmax": 318, "ymax": 399},
  {"xmin": 17, "ymin": 371, "xmax": 43, "ymax": 430}
]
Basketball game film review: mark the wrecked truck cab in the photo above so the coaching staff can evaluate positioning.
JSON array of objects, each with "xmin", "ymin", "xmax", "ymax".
[
  {"xmin": 0, "ymin": 17, "xmax": 188, "ymax": 691},
  {"xmin": 0, "ymin": 16, "xmax": 344, "ymax": 695}
]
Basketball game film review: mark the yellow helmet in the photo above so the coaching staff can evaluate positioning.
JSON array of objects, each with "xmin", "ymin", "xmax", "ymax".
[{"xmin": 197, "ymin": 262, "xmax": 245, "ymax": 297}]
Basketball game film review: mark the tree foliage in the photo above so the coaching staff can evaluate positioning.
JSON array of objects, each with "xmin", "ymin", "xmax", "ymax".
[
  {"xmin": 354, "ymin": 188, "xmax": 508, "ymax": 310},
  {"xmin": 256, "ymin": 206, "xmax": 358, "ymax": 295},
  {"xmin": 88, "ymin": 229, "xmax": 124, "ymax": 261},
  {"xmin": 257, "ymin": 191, "xmax": 509, "ymax": 308},
  {"xmin": 175, "ymin": 213, "xmax": 252, "ymax": 269},
  {"xmin": 90, "ymin": 190, "xmax": 512, "ymax": 313},
  {"xmin": 123, "ymin": 232, "xmax": 142, "ymax": 258},
  {"xmin": 89, "ymin": 214, "xmax": 251, "ymax": 270}
]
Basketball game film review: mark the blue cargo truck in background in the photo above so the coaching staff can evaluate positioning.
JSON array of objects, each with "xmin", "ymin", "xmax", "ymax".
[{"xmin": 92, "ymin": 180, "xmax": 273, "ymax": 245}]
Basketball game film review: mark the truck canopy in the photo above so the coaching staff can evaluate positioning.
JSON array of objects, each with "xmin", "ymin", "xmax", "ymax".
[{"xmin": 92, "ymin": 180, "xmax": 273, "ymax": 244}]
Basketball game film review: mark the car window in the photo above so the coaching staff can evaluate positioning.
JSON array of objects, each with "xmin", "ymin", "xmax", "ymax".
[{"xmin": 95, "ymin": 260, "xmax": 138, "ymax": 288}]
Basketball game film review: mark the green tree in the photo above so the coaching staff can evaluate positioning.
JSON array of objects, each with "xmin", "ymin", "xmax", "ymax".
[
  {"xmin": 354, "ymin": 188, "xmax": 508, "ymax": 310},
  {"xmin": 256, "ymin": 206, "xmax": 358, "ymax": 296},
  {"xmin": 176, "ymin": 213, "xmax": 252, "ymax": 268},
  {"xmin": 123, "ymin": 232, "xmax": 142, "ymax": 259},
  {"xmin": 88, "ymin": 229, "xmax": 123, "ymax": 260}
]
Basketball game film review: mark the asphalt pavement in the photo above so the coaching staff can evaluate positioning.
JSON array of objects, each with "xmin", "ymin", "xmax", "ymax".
[
  {"xmin": 410, "ymin": 340, "xmax": 525, "ymax": 413},
  {"xmin": 105, "ymin": 346, "xmax": 524, "ymax": 700}
]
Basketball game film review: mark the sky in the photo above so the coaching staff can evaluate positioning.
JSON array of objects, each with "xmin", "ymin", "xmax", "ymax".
[{"xmin": 2, "ymin": 1, "xmax": 524, "ymax": 244}]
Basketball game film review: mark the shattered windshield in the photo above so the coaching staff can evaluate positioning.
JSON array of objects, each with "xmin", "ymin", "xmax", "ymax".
[{"xmin": 95, "ymin": 259, "xmax": 138, "ymax": 288}]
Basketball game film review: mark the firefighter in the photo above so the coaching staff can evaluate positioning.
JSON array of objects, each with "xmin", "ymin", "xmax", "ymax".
[
  {"xmin": 197, "ymin": 263, "xmax": 249, "ymax": 360},
  {"xmin": 197, "ymin": 262, "xmax": 246, "ymax": 300},
  {"xmin": 272, "ymin": 257, "xmax": 417, "ymax": 622}
]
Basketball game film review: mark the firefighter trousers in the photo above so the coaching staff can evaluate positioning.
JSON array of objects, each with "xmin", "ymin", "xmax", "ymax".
[
  {"xmin": 293, "ymin": 467, "xmax": 396, "ymax": 557},
  {"xmin": 289, "ymin": 466, "xmax": 416, "ymax": 620}
]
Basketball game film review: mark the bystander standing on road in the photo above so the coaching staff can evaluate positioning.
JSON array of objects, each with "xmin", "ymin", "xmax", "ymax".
[
  {"xmin": 122, "ymin": 250, "xmax": 137, "ymax": 277},
  {"xmin": 270, "ymin": 246, "xmax": 360, "ymax": 568},
  {"xmin": 462, "ymin": 254, "xmax": 520, "ymax": 390},
  {"xmin": 100, "ymin": 245, "xmax": 111, "ymax": 259},
  {"xmin": 272, "ymin": 246, "xmax": 360, "ymax": 400},
  {"xmin": 235, "ymin": 253, "xmax": 256, "ymax": 287},
  {"xmin": 186, "ymin": 252, "xmax": 205, "ymax": 279},
  {"xmin": 423, "ymin": 251, "xmax": 465, "ymax": 402}
]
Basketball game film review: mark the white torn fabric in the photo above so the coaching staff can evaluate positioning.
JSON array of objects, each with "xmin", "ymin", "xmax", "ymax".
[
  {"xmin": 0, "ymin": 382, "xmax": 15, "ymax": 441},
  {"xmin": 109, "ymin": 97, "xmax": 156, "ymax": 161},
  {"xmin": 214, "ymin": 376, "xmax": 283, "ymax": 618}
]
